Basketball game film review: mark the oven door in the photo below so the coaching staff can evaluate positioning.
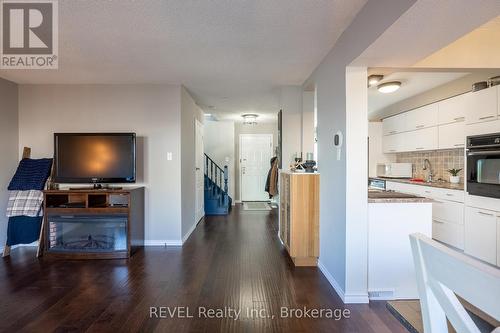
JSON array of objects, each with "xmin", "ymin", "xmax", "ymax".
[{"xmin": 467, "ymin": 149, "xmax": 500, "ymax": 198}]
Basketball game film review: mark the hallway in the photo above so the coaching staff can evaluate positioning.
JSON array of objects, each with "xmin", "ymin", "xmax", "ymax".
[{"xmin": 0, "ymin": 206, "xmax": 407, "ymax": 332}]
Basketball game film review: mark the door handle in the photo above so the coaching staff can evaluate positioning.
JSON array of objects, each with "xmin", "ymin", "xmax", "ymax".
[
  {"xmin": 196, "ymin": 167, "xmax": 200, "ymax": 171},
  {"xmin": 479, "ymin": 115, "xmax": 495, "ymax": 120},
  {"xmin": 478, "ymin": 211, "xmax": 494, "ymax": 216}
]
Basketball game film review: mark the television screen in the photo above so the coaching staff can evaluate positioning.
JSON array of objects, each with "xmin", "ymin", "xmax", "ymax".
[{"xmin": 54, "ymin": 133, "xmax": 136, "ymax": 183}]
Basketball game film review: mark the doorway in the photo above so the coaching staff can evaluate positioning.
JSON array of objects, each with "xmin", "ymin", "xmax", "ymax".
[
  {"xmin": 239, "ymin": 134, "xmax": 273, "ymax": 201},
  {"xmin": 195, "ymin": 119, "xmax": 204, "ymax": 222}
]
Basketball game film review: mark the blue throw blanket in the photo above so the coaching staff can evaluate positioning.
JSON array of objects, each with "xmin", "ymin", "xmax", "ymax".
[
  {"xmin": 6, "ymin": 216, "xmax": 43, "ymax": 246},
  {"xmin": 8, "ymin": 158, "xmax": 53, "ymax": 191}
]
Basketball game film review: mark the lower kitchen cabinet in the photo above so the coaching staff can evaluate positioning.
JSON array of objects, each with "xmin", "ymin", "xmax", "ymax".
[
  {"xmin": 464, "ymin": 206, "xmax": 497, "ymax": 265},
  {"xmin": 432, "ymin": 220, "xmax": 464, "ymax": 249}
]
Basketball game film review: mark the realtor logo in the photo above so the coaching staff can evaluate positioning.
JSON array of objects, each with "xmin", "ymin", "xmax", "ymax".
[{"xmin": 1, "ymin": 0, "xmax": 58, "ymax": 69}]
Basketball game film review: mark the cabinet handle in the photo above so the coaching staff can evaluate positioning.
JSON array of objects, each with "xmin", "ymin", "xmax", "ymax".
[
  {"xmin": 389, "ymin": 131, "xmax": 397, "ymax": 134},
  {"xmin": 433, "ymin": 219, "xmax": 445, "ymax": 224},
  {"xmin": 454, "ymin": 117, "xmax": 465, "ymax": 121},
  {"xmin": 454, "ymin": 144, "xmax": 464, "ymax": 147},
  {"xmin": 445, "ymin": 193, "xmax": 454, "ymax": 196},
  {"xmin": 479, "ymin": 116, "xmax": 495, "ymax": 120},
  {"xmin": 416, "ymin": 147, "xmax": 425, "ymax": 150},
  {"xmin": 416, "ymin": 125, "xmax": 425, "ymax": 129},
  {"xmin": 478, "ymin": 211, "xmax": 494, "ymax": 216},
  {"xmin": 389, "ymin": 149, "xmax": 396, "ymax": 152}
]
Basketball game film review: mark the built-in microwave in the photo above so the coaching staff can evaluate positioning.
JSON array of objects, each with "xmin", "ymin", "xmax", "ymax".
[{"xmin": 466, "ymin": 133, "xmax": 500, "ymax": 199}]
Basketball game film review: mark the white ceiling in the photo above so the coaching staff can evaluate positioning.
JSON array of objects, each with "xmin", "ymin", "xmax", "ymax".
[
  {"xmin": 0, "ymin": 0, "xmax": 368, "ymax": 116},
  {"xmin": 368, "ymin": 71, "xmax": 469, "ymax": 115}
]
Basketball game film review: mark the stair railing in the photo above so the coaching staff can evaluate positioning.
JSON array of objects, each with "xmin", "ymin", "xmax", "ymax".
[{"xmin": 204, "ymin": 154, "xmax": 229, "ymax": 204}]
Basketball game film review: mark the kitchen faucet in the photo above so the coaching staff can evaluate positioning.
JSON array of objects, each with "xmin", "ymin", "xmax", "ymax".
[{"xmin": 422, "ymin": 159, "xmax": 434, "ymax": 182}]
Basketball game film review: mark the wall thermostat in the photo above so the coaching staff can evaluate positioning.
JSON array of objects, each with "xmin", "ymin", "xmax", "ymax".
[{"xmin": 333, "ymin": 131, "xmax": 343, "ymax": 160}]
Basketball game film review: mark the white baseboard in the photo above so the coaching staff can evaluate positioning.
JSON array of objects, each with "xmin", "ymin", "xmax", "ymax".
[
  {"xmin": 317, "ymin": 260, "xmax": 369, "ymax": 304},
  {"xmin": 144, "ymin": 240, "xmax": 182, "ymax": 247},
  {"xmin": 182, "ymin": 221, "xmax": 197, "ymax": 244},
  {"xmin": 318, "ymin": 260, "xmax": 346, "ymax": 302}
]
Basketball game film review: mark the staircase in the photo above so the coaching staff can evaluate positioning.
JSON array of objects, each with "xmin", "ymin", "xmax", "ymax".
[{"xmin": 204, "ymin": 154, "xmax": 232, "ymax": 215}]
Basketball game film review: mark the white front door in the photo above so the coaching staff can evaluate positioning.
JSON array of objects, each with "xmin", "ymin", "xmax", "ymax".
[
  {"xmin": 195, "ymin": 119, "xmax": 204, "ymax": 222},
  {"xmin": 240, "ymin": 134, "xmax": 273, "ymax": 201}
]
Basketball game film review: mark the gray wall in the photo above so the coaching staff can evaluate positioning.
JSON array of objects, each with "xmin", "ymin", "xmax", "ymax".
[
  {"xmin": 18, "ymin": 84, "xmax": 183, "ymax": 243},
  {"xmin": 0, "ymin": 78, "xmax": 18, "ymax": 248},
  {"xmin": 234, "ymin": 121, "xmax": 277, "ymax": 202},
  {"xmin": 302, "ymin": 0, "xmax": 416, "ymax": 299},
  {"xmin": 180, "ymin": 87, "xmax": 204, "ymax": 240}
]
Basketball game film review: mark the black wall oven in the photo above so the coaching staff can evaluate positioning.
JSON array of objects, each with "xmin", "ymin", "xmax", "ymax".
[{"xmin": 467, "ymin": 133, "xmax": 500, "ymax": 199}]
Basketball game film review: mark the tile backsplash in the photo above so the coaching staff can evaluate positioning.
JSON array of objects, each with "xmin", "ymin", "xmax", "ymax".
[{"xmin": 396, "ymin": 149, "xmax": 464, "ymax": 181}]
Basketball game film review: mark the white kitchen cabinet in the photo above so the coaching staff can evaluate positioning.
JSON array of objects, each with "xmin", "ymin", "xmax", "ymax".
[
  {"xmin": 383, "ymin": 114, "xmax": 406, "ymax": 136},
  {"xmin": 438, "ymin": 121, "xmax": 466, "ymax": 149},
  {"xmin": 438, "ymin": 93, "xmax": 468, "ymax": 125},
  {"xmin": 466, "ymin": 87, "xmax": 498, "ymax": 125},
  {"xmin": 406, "ymin": 127, "xmax": 438, "ymax": 152},
  {"xmin": 382, "ymin": 132, "xmax": 406, "ymax": 153},
  {"xmin": 498, "ymin": 217, "xmax": 500, "ymax": 267},
  {"xmin": 433, "ymin": 220, "xmax": 464, "ymax": 250},
  {"xmin": 405, "ymin": 104, "xmax": 438, "ymax": 131},
  {"xmin": 464, "ymin": 206, "xmax": 497, "ymax": 265}
]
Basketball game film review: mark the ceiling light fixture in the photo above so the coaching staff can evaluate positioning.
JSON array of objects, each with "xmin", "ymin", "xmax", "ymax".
[
  {"xmin": 377, "ymin": 81, "xmax": 401, "ymax": 93},
  {"xmin": 242, "ymin": 114, "xmax": 258, "ymax": 125},
  {"xmin": 204, "ymin": 113, "xmax": 212, "ymax": 117},
  {"xmin": 368, "ymin": 74, "xmax": 384, "ymax": 87}
]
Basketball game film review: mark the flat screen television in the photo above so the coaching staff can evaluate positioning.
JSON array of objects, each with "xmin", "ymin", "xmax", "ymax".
[{"xmin": 54, "ymin": 133, "xmax": 136, "ymax": 184}]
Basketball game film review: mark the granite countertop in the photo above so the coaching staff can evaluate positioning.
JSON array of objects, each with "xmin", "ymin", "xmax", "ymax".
[
  {"xmin": 372, "ymin": 177, "xmax": 464, "ymax": 191},
  {"xmin": 368, "ymin": 190, "xmax": 434, "ymax": 203}
]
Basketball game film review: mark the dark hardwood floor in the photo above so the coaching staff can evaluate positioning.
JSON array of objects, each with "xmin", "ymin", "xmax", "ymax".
[{"xmin": 0, "ymin": 205, "xmax": 407, "ymax": 333}]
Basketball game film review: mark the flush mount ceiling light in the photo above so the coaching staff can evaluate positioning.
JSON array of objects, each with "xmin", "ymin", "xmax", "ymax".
[
  {"xmin": 242, "ymin": 114, "xmax": 258, "ymax": 125},
  {"xmin": 377, "ymin": 81, "xmax": 401, "ymax": 93},
  {"xmin": 368, "ymin": 74, "xmax": 384, "ymax": 87}
]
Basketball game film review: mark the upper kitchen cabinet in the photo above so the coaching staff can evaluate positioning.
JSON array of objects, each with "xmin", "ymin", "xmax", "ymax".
[
  {"xmin": 438, "ymin": 93, "xmax": 468, "ymax": 125},
  {"xmin": 466, "ymin": 86, "xmax": 498, "ymax": 125},
  {"xmin": 406, "ymin": 126, "xmax": 438, "ymax": 151},
  {"xmin": 383, "ymin": 113, "xmax": 406, "ymax": 136},
  {"xmin": 383, "ymin": 132, "xmax": 406, "ymax": 153},
  {"xmin": 405, "ymin": 104, "xmax": 438, "ymax": 131},
  {"xmin": 438, "ymin": 121, "xmax": 466, "ymax": 149}
]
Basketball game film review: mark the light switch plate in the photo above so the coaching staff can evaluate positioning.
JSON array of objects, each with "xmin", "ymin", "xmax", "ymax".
[{"xmin": 167, "ymin": 152, "xmax": 173, "ymax": 161}]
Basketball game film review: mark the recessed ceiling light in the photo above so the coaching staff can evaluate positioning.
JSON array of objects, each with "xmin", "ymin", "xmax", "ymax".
[
  {"xmin": 204, "ymin": 113, "xmax": 212, "ymax": 117},
  {"xmin": 242, "ymin": 114, "xmax": 258, "ymax": 125},
  {"xmin": 377, "ymin": 81, "xmax": 401, "ymax": 93},
  {"xmin": 368, "ymin": 74, "xmax": 384, "ymax": 86}
]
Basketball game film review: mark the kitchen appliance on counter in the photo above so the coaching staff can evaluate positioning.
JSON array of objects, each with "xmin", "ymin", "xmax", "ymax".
[
  {"xmin": 466, "ymin": 132, "xmax": 500, "ymax": 199},
  {"xmin": 376, "ymin": 163, "xmax": 412, "ymax": 179}
]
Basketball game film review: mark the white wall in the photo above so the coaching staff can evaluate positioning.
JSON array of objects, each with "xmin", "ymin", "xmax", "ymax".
[
  {"xmin": 18, "ymin": 84, "xmax": 183, "ymax": 244},
  {"xmin": 303, "ymin": 0, "xmax": 416, "ymax": 303},
  {"xmin": 180, "ymin": 87, "xmax": 204, "ymax": 241},
  {"xmin": 302, "ymin": 91, "xmax": 315, "ymax": 156},
  {"xmin": 234, "ymin": 121, "xmax": 277, "ymax": 202},
  {"xmin": 204, "ymin": 120, "xmax": 235, "ymax": 200},
  {"xmin": 0, "ymin": 78, "xmax": 18, "ymax": 248},
  {"xmin": 368, "ymin": 122, "xmax": 396, "ymax": 177}
]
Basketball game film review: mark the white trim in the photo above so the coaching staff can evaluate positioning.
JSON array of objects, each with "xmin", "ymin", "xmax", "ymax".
[
  {"xmin": 144, "ymin": 240, "xmax": 182, "ymax": 247},
  {"xmin": 182, "ymin": 221, "xmax": 197, "ymax": 244},
  {"xmin": 318, "ymin": 260, "xmax": 369, "ymax": 304},
  {"xmin": 318, "ymin": 260, "xmax": 345, "ymax": 302}
]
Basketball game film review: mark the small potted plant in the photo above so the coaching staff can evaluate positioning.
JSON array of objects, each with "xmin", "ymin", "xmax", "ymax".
[{"xmin": 447, "ymin": 168, "xmax": 462, "ymax": 184}]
